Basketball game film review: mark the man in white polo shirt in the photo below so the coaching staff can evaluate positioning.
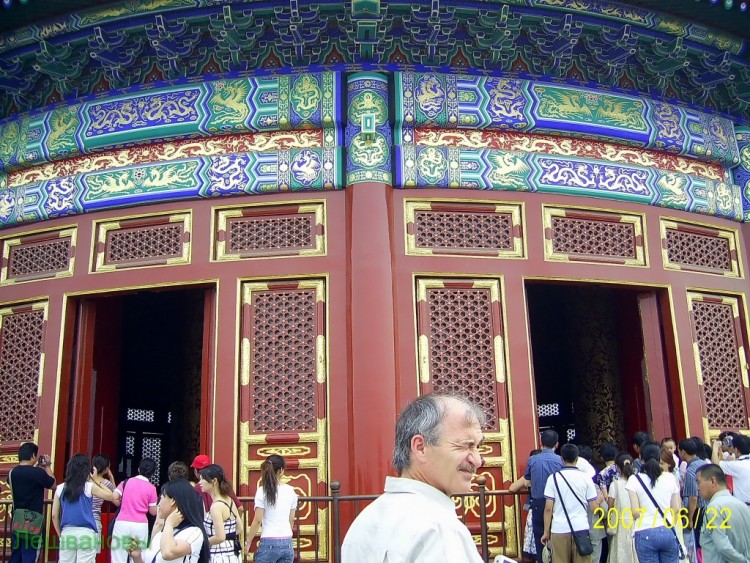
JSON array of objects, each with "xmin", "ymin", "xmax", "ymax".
[
  {"xmin": 342, "ymin": 393, "xmax": 485, "ymax": 562},
  {"xmin": 713, "ymin": 434, "xmax": 750, "ymax": 505},
  {"xmin": 541, "ymin": 444, "xmax": 601, "ymax": 563}
]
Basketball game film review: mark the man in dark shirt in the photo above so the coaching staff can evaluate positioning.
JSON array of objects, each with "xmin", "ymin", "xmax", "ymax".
[
  {"xmin": 8, "ymin": 442, "xmax": 55, "ymax": 563},
  {"xmin": 511, "ymin": 429, "xmax": 562, "ymax": 562}
]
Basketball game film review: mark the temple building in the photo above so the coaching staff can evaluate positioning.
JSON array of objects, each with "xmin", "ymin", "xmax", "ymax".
[{"xmin": 0, "ymin": 0, "xmax": 749, "ymax": 558}]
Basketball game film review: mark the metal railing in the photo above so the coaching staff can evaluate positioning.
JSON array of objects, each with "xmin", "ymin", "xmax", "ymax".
[{"xmin": 1, "ymin": 479, "xmax": 525, "ymax": 562}]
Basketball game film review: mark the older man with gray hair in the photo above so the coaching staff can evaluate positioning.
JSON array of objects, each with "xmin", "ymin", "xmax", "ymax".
[{"xmin": 342, "ymin": 393, "xmax": 485, "ymax": 562}]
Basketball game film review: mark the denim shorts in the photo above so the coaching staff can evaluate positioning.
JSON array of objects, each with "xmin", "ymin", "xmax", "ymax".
[{"xmin": 254, "ymin": 537, "xmax": 294, "ymax": 563}]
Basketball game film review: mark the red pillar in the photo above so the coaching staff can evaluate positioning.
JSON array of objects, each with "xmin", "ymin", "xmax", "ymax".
[{"xmin": 347, "ymin": 183, "xmax": 398, "ymax": 493}]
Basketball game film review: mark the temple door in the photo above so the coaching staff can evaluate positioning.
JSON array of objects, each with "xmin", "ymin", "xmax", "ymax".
[
  {"xmin": 415, "ymin": 277, "xmax": 516, "ymax": 559},
  {"xmin": 239, "ymin": 279, "xmax": 328, "ymax": 560}
]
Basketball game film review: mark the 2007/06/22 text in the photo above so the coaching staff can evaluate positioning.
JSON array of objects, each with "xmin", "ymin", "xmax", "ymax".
[{"xmin": 593, "ymin": 506, "xmax": 732, "ymax": 530}]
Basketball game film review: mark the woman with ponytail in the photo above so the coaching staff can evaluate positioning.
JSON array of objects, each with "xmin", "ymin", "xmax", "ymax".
[
  {"xmin": 607, "ymin": 453, "xmax": 637, "ymax": 563},
  {"xmin": 199, "ymin": 464, "xmax": 244, "ymax": 562},
  {"xmin": 625, "ymin": 443, "xmax": 682, "ymax": 562},
  {"xmin": 246, "ymin": 455, "xmax": 298, "ymax": 563}
]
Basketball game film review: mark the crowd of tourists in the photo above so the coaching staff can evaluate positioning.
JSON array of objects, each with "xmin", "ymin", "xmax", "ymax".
[
  {"xmin": 8, "ymin": 401, "xmax": 750, "ymax": 563},
  {"xmin": 7, "ymin": 444, "xmax": 297, "ymax": 563},
  {"xmin": 512, "ymin": 430, "xmax": 750, "ymax": 563}
]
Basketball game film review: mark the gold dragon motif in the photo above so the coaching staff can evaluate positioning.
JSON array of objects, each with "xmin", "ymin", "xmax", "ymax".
[
  {"xmin": 291, "ymin": 75, "xmax": 321, "ymax": 118},
  {"xmin": 209, "ymin": 80, "xmax": 251, "ymax": 126},
  {"xmin": 85, "ymin": 163, "xmax": 196, "ymax": 200},
  {"xmin": 47, "ymin": 108, "xmax": 79, "ymax": 154}
]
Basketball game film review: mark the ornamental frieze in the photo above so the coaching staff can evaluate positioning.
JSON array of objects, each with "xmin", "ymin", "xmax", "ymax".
[
  {"xmin": 413, "ymin": 128, "xmax": 725, "ymax": 182},
  {"xmin": 395, "ymin": 73, "xmax": 741, "ymax": 167},
  {"xmin": 0, "ymin": 148, "xmax": 342, "ymax": 227},
  {"xmin": 0, "ymin": 72, "xmax": 340, "ymax": 173},
  {"xmin": 395, "ymin": 145, "xmax": 743, "ymax": 221}
]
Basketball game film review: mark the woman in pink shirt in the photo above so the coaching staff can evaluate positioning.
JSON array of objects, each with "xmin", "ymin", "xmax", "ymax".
[{"xmin": 110, "ymin": 458, "xmax": 158, "ymax": 563}]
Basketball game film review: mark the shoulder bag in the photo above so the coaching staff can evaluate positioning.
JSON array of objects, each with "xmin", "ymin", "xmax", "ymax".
[
  {"xmin": 108, "ymin": 477, "xmax": 129, "ymax": 537},
  {"xmin": 8, "ymin": 469, "xmax": 45, "ymax": 538},
  {"xmin": 634, "ymin": 474, "xmax": 687, "ymax": 560},
  {"xmin": 553, "ymin": 472, "xmax": 594, "ymax": 556}
]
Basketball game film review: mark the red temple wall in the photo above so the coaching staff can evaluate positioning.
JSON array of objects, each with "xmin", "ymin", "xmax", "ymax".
[{"xmin": 0, "ymin": 186, "xmax": 748, "ymax": 555}]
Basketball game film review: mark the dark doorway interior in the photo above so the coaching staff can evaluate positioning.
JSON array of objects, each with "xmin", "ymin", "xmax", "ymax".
[
  {"xmin": 526, "ymin": 283, "xmax": 652, "ymax": 457},
  {"xmin": 80, "ymin": 288, "xmax": 206, "ymax": 486}
]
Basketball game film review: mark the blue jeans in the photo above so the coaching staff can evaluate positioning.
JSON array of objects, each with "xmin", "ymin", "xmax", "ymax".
[
  {"xmin": 9, "ymin": 532, "xmax": 42, "ymax": 563},
  {"xmin": 255, "ymin": 537, "xmax": 294, "ymax": 563},
  {"xmin": 634, "ymin": 527, "xmax": 680, "ymax": 563}
]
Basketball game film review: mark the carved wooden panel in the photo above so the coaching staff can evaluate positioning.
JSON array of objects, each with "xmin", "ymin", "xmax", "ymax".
[
  {"xmin": 405, "ymin": 200, "xmax": 524, "ymax": 258},
  {"xmin": 688, "ymin": 293, "xmax": 749, "ymax": 431},
  {"xmin": 1, "ymin": 228, "xmax": 75, "ymax": 284},
  {"xmin": 661, "ymin": 219, "xmax": 741, "ymax": 277},
  {"xmin": 0, "ymin": 303, "xmax": 47, "ymax": 444},
  {"xmin": 239, "ymin": 280, "xmax": 327, "ymax": 560},
  {"xmin": 215, "ymin": 202, "xmax": 325, "ymax": 261},
  {"xmin": 92, "ymin": 212, "xmax": 191, "ymax": 272},
  {"xmin": 415, "ymin": 278, "xmax": 516, "ymax": 559},
  {"xmin": 543, "ymin": 206, "xmax": 646, "ymax": 266}
]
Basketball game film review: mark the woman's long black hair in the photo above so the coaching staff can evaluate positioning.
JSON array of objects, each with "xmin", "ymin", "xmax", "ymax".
[
  {"xmin": 63, "ymin": 453, "xmax": 92, "ymax": 502},
  {"xmin": 199, "ymin": 464, "xmax": 234, "ymax": 497},
  {"xmin": 161, "ymin": 479, "xmax": 210, "ymax": 563},
  {"xmin": 260, "ymin": 455, "xmax": 286, "ymax": 507},
  {"xmin": 640, "ymin": 443, "xmax": 663, "ymax": 487}
]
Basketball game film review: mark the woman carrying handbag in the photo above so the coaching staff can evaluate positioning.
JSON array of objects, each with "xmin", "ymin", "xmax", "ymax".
[{"xmin": 625, "ymin": 444, "xmax": 684, "ymax": 563}]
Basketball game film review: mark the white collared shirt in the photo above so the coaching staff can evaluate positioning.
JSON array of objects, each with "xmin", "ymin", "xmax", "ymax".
[
  {"xmin": 342, "ymin": 476, "xmax": 483, "ymax": 563},
  {"xmin": 720, "ymin": 455, "xmax": 750, "ymax": 503}
]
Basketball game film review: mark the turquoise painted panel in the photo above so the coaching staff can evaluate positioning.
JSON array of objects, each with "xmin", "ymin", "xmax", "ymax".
[
  {"xmin": 394, "ymin": 72, "xmax": 740, "ymax": 167},
  {"xmin": 0, "ymin": 148, "xmax": 343, "ymax": 228},
  {"xmin": 345, "ymin": 72, "xmax": 391, "ymax": 185},
  {"xmin": 735, "ymin": 127, "xmax": 750, "ymax": 221},
  {"xmin": 394, "ymin": 146, "xmax": 743, "ymax": 221},
  {"xmin": 0, "ymin": 71, "xmax": 342, "ymax": 173}
]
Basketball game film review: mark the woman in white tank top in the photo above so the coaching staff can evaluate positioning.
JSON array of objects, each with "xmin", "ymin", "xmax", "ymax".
[{"xmin": 246, "ymin": 455, "xmax": 299, "ymax": 563}]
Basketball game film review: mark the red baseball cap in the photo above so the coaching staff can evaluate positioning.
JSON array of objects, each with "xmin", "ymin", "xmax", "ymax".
[{"xmin": 190, "ymin": 454, "xmax": 211, "ymax": 469}]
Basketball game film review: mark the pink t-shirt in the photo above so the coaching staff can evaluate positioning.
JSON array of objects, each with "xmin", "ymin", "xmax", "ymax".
[{"xmin": 115, "ymin": 476, "xmax": 158, "ymax": 523}]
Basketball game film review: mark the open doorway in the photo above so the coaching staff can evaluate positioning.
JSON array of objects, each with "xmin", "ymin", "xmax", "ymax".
[
  {"xmin": 65, "ymin": 286, "xmax": 212, "ymax": 486},
  {"xmin": 525, "ymin": 282, "xmax": 675, "ymax": 458}
]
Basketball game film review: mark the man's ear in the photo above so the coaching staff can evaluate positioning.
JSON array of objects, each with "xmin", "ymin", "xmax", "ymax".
[{"xmin": 411, "ymin": 434, "xmax": 427, "ymax": 459}]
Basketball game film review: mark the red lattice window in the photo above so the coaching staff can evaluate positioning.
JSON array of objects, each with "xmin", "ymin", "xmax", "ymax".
[
  {"xmin": 551, "ymin": 217, "xmax": 636, "ymax": 259},
  {"xmin": 423, "ymin": 287, "xmax": 499, "ymax": 429},
  {"xmin": 7, "ymin": 238, "xmax": 72, "ymax": 280},
  {"xmin": 692, "ymin": 300, "xmax": 748, "ymax": 429},
  {"xmin": 227, "ymin": 214, "xmax": 315, "ymax": 255},
  {"xmin": 104, "ymin": 225, "xmax": 183, "ymax": 268},
  {"xmin": 250, "ymin": 288, "xmax": 318, "ymax": 432},
  {"xmin": 665, "ymin": 228, "xmax": 733, "ymax": 273},
  {"xmin": 415, "ymin": 211, "xmax": 513, "ymax": 251},
  {"xmin": 0, "ymin": 308, "xmax": 45, "ymax": 442}
]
